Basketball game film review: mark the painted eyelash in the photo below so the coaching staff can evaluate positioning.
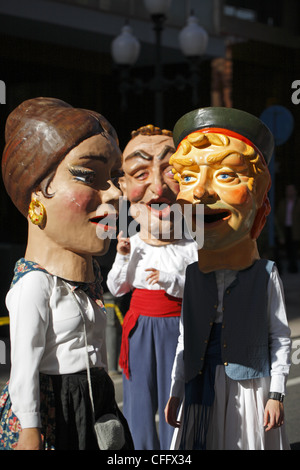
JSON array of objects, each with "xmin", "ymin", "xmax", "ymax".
[{"xmin": 69, "ymin": 166, "xmax": 95, "ymax": 177}]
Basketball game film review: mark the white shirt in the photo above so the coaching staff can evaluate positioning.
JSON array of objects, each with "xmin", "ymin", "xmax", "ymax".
[
  {"xmin": 170, "ymin": 265, "xmax": 291, "ymax": 398},
  {"xmin": 7, "ymin": 271, "xmax": 108, "ymax": 429},
  {"xmin": 107, "ymin": 234, "xmax": 198, "ymax": 299}
]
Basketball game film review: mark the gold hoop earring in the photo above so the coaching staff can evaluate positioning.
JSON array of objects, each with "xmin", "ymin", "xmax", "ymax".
[{"xmin": 28, "ymin": 199, "xmax": 46, "ymax": 227}]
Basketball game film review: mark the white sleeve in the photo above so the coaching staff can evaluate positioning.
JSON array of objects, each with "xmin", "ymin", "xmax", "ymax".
[
  {"xmin": 268, "ymin": 265, "xmax": 292, "ymax": 395},
  {"xmin": 156, "ymin": 271, "xmax": 186, "ymax": 298},
  {"xmin": 106, "ymin": 253, "xmax": 132, "ymax": 297},
  {"xmin": 155, "ymin": 243, "xmax": 197, "ymax": 298},
  {"xmin": 8, "ymin": 272, "xmax": 50, "ymax": 429},
  {"xmin": 170, "ymin": 315, "xmax": 185, "ymax": 399}
]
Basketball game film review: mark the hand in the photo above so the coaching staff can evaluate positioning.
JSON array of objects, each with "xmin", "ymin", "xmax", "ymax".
[
  {"xmin": 165, "ymin": 396, "xmax": 181, "ymax": 428},
  {"xmin": 145, "ymin": 268, "xmax": 160, "ymax": 285},
  {"xmin": 16, "ymin": 428, "xmax": 43, "ymax": 450},
  {"xmin": 264, "ymin": 399, "xmax": 284, "ymax": 432},
  {"xmin": 116, "ymin": 231, "xmax": 130, "ymax": 255}
]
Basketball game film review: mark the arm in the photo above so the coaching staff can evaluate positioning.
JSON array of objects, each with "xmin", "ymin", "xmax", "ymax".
[
  {"xmin": 165, "ymin": 315, "xmax": 185, "ymax": 428},
  {"xmin": 264, "ymin": 265, "xmax": 291, "ymax": 431},
  {"xmin": 106, "ymin": 232, "xmax": 132, "ymax": 296},
  {"xmin": 145, "ymin": 268, "xmax": 187, "ymax": 298},
  {"xmin": 145, "ymin": 241, "xmax": 198, "ymax": 297},
  {"xmin": 264, "ymin": 400, "xmax": 284, "ymax": 432},
  {"xmin": 8, "ymin": 272, "xmax": 50, "ymax": 449},
  {"xmin": 16, "ymin": 428, "xmax": 43, "ymax": 451},
  {"xmin": 165, "ymin": 396, "xmax": 181, "ymax": 428},
  {"xmin": 268, "ymin": 265, "xmax": 291, "ymax": 393}
]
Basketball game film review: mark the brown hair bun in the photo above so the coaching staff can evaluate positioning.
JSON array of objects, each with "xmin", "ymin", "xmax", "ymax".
[{"xmin": 2, "ymin": 97, "xmax": 118, "ymax": 217}]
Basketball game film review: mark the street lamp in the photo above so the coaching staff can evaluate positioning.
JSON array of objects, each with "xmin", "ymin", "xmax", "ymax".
[
  {"xmin": 178, "ymin": 13, "xmax": 208, "ymax": 107},
  {"xmin": 179, "ymin": 13, "xmax": 208, "ymax": 57},
  {"xmin": 111, "ymin": 1, "xmax": 208, "ymax": 126},
  {"xmin": 143, "ymin": 0, "xmax": 171, "ymax": 126},
  {"xmin": 111, "ymin": 23, "xmax": 141, "ymax": 66}
]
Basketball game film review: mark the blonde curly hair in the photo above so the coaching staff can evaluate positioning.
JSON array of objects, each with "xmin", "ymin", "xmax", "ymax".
[
  {"xmin": 169, "ymin": 131, "xmax": 271, "ymax": 240},
  {"xmin": 170, "ymin": 131, "xmax": 268, "ymax": 183}
]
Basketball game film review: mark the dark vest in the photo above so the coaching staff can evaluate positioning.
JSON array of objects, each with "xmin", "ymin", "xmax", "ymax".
[{"xmin": 183, "ymin": 259, "xmax": 274, "ymax": 383}]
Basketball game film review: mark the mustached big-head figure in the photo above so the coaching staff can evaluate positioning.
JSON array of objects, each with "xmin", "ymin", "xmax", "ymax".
[
  {"xmin": 121, "ymin": 124, "xmax": 180, "ymax": 241},
  {"xmin": 107, "ymin": 124, "xmax": 197, "ymax": 450}
]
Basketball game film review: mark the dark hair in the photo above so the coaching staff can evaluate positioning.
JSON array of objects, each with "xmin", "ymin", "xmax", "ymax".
[{"xmin": 2, "ymin": 97, "xmax": 119, "ymax": 217}]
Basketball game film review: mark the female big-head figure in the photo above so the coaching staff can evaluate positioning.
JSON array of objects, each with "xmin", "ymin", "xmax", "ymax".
[
  {"xmin": 2, "ymin": 97, "xmax": 122, "ymax": 282},
  {"xmin": 0, "ymin": 98, "xmax": 135, "ymax": 451}
]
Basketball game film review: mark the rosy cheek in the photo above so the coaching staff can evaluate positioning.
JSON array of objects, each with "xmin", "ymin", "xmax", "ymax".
[
  {"xmin": 127, "ymin": 187, "xmax": 145, "ymax": 203},
  {"xmin": 222, "ymin": 185, "xmax": 251, "ymax": 206},
  {"xmin": 60, "ymin": 189, "xmax": 97, "ymax": 215}
]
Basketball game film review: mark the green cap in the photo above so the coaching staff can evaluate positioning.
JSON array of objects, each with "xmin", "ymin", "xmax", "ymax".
[{"xmin": 173, "ymin": 107, "xmax": 274, "ymax": 164}]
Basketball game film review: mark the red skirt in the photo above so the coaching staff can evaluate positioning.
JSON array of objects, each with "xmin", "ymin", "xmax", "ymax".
[{"xmin": 119, "ymin": 289, "xmax": 182, "ymax": 379}]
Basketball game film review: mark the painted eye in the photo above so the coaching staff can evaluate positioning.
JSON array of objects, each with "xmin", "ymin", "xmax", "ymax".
[
  {"xmin": 181, "ymin": 175, "xmax": 196, "ymax": 184},
  {"xmin": 216, "ymin": 172, "xmax": 236, "ymax": 183},
  {"xmin": 218, "ymin": 174, "xmax": 230, "ymax": 180},
  {"xmin": 69, "ymin": 167, "xmax": 96, "ymax": 184},
  {"xmin": 135, "ymin": 171, "xmax": 148, "ymax": 181},
  {"xmin": 164, "ymin": 168, "xmax": 175, "ymax": 178},
  {"xmin": 78, "ymin": 173, "xmax": 95, "ymax": 184}
]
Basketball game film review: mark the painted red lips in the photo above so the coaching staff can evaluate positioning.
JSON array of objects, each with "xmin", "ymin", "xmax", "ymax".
[
  {"xmin": 89, "ymin": 214, "xmax": 118, "ymax": 231},
  {"xmin": 146, "ymin": 198, "xmax": 173, "ymax": 219}
]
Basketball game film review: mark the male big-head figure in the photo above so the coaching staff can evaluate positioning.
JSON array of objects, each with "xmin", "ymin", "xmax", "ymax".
[{"xmin": 170, "ymin": 107, "xmax": 273, "ymax": 272}]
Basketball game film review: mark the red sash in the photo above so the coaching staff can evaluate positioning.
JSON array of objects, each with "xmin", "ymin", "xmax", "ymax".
[{"xmin": 119, "ymin": 289, "xmax": 182, "ymax": 379}]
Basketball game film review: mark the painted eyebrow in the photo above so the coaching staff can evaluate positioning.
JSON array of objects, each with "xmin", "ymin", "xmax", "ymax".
[
  {"xmin": 124, "ymin": 150, "xmax": 152, "ymax": 162},
  {"xmin": 125, "ymin": 145, "xmax": 175, "ymax": 162},
  {"xmin": 172, "ymin": 151, "xmax": 246, "ymax": 168},
  {"xmin": 157, "ymin": 145, "xmax": 175, "ymax": 161},
  {"xmin": 79, "ymin": 155, "xmax": 108, "ymax": 163},
  {"xmin": 207, "ymin": 151, "xmax": 246, "ymax": 165}
]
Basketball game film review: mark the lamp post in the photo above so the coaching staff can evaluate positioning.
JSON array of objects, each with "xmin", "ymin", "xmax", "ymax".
[
  {"xmin": 147, "ymin": 2, "xmax": 170, "ymax": 127},
  {"xmin": 179, "ymin": 13, "xmax": 208, "ymax": 107},
  {"xmin": 111, "ymin": 1, "xmax": 208, "ymax": 127}
]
